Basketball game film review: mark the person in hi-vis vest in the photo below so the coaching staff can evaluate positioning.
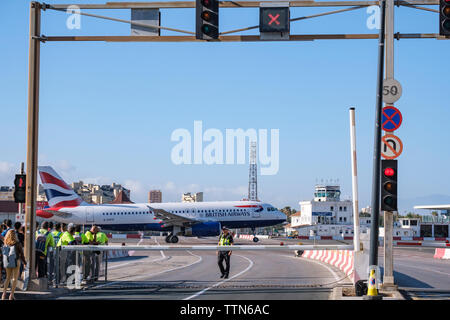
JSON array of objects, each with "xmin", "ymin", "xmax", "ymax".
[{"xmin": 217, "ymin": 226, "xmax": 234, "ymax": 279}]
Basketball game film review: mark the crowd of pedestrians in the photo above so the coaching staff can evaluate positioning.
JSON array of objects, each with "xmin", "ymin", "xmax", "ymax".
[
  {"xmin": 0, "ymin": 220, "xmax": 109, "ymax": 298},
  {"xmin": 0, "ymin": 220, "xmax": 26, "ymax": 300}
]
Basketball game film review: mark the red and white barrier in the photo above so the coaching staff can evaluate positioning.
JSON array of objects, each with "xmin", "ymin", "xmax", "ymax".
[
  {"xmin": 302, "ymin": 250, "xmax": 358, "ymax": 283},
  {"xmin": 434, "ymin": 248, "xmax": 450, "ymax": 260},
  {"xmin": 294, "ymin": 235, "xmax": 450, "ymax": 242},
  {"xmin": 239, "ymin": 234, "xmax": 255, "ymax": 241},
  {"xmin": 107, "ymin": 249, "xmax": 130, "ymax": 259},
  {"xmin": 238, "ymin": 234, "xmax": 270, "ymax": 241},
  {"xmin": 296, "ymin": 236, "xmax": 354, "ymax": 240},
  {"xmin": 393, "ymin": 241, "xmax": 450, "ymax": 247},
  {"xmin": 393, "ymin": 237, "xmax": 450, "ymax": 242}
]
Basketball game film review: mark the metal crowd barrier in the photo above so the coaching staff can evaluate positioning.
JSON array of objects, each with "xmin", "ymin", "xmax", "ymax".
[{"xmin": 46, "ymin": 246, "xmax": 108, "ymax": 289}]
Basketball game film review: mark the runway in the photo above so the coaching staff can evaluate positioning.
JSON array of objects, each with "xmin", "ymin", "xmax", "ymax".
[
  {"xmin": 53, "ymin": 235, "xmax": 450, "ymax": 300},
  {"xmin": 57, "ymin": 236, "xmax": 351, "ymax": 300}
]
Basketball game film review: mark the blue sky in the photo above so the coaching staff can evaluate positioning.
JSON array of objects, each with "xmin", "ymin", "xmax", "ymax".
[{"xmin": 1, "ymin": 0, "xmax": 449, "ymax": 214}]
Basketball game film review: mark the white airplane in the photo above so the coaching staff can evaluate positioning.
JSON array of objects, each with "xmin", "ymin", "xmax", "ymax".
[{"xmin": 36, "ymin": 166, "xmax": 286, "ymax": 243}]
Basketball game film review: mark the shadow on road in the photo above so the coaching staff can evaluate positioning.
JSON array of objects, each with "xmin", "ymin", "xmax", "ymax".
[{"xmin": 380, "ymin": 266, "xmax": 433, "ymax": 289}]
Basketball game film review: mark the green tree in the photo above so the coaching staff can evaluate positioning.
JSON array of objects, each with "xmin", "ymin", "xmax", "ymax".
[
  {"xmin": 280, "ymin": 206, "xmax": 298, "ymax": 223},
  {"xmin": 405, "ymin": 212, "xmax": 421, "ymax": 219},
  {"xmin": 359, "ymin": 211, "xmax": 370, "ymax": 217}
]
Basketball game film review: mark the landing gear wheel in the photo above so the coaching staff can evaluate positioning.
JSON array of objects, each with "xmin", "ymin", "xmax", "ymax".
[
  {"xmin": 170, "ymin": 235, "xmax": 179, "ymax": 244},
  {"xmin": 253, "ymin": 237, "xmax": 259, "ymax": 243},
  {"xmin": 165, "ymin": 235, "xmax": 172, "ymax": 243}
]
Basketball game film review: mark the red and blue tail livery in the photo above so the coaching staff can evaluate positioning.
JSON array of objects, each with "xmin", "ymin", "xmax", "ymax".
[{"xmin": 38, "ymin": 166, "xmax": 86, "ymax": 208}]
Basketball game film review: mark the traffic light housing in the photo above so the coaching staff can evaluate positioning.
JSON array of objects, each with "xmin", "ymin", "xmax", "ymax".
[
  {"xmin": 196, "ymin": 0, "xmax": 219, "ymax": 40},
  {"xmin": 381, "ymin": 160, "xmax": 397, "ymax": 211},
  {"xmin": 259, "ymin": 6, "xmax": 290, "ymax": 33},
  {"xmin": 14, "ymin": 174, "xmax": 26, "ymax": 203},
  {"xmin": 440, "ymin": 0, "xmax": 450, "ymax": 35}
]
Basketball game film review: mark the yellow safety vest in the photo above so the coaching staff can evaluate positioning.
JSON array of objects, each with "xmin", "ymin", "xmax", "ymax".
[
  {"xmin": 97, "ymin": 232, "xmax": 108, "ymax": 245},
  {"xmin": 219, "ymin": 234, "xmax": 231, "ymax": 246}
]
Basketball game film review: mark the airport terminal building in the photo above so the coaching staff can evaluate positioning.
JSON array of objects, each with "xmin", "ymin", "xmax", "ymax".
[{"xmin": 291, "ymin": 185, "xmax": 370, "ymax": 238}]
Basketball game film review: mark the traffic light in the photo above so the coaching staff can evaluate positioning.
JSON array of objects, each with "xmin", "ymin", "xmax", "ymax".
[
  {"xmin": 196, "ymin": 0, "xmax": 219, "ymax": 40},
  {"xmin": 381, "ymin": 160, "xmax": 397, "ymax": 211},
  {"xmin": 440, "ymin": 0, "xmax": 450, "ymax": 35},
  {"xmin": 14, "ymin": 174, "xmax": 26, "ymax": 203}
]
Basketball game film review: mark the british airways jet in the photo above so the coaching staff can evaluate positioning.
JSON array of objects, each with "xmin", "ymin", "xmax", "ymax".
[{"xmin": 36, "ymin": 166, "xmax": 286, "ymax": 243}]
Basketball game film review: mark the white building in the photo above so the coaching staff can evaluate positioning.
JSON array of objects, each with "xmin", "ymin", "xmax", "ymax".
[
  {"xmin": 0, "ymin": 187, "xmax": 14, "ymax": 201},
  {"xmin": 380, "ymin": 217, "xmax": 449, "ymax": 238},
  {"xmin": 290, "ymin": 211, "xmax": 302, "ymax": 227},
  {"xmin": 288, "ymin": 185, "xmax": 371, "ymax": 237},
  {"xmin": 296, "ymin": 185, "xmax": 353, "ymax": 226}
]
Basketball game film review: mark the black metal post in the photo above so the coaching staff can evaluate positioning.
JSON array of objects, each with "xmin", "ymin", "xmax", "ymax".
[{"xmin": 369, "ymin": 0, "xmax": 387, "ymax": 268}]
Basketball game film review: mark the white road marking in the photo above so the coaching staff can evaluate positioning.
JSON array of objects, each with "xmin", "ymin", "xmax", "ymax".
[
  {"xmin": 155, "ymin": 237, "xmax": 166, "ymax": 259},
  {"xmin": 128, "ymin": 237, "xmax": 144, "ymax": 256},
  {"xmin": 183, "ymin": 254, "xmax": 254, "ymax": 301}
]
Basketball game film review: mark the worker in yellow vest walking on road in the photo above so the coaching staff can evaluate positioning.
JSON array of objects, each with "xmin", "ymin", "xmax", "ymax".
[{"xmin": 217, "ymin": 226, "xmax": 233, "ymax": 279}]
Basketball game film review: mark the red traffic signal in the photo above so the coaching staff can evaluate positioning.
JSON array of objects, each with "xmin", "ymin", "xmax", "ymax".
[
  {"xmin": 381, "ymin": 160, "xmax": 398, "ymax": 211},
  {"xmin": 14, "ymin": 174, "xmax": 26, "ymax": 203},
  {"xmin": 383, "ymin": 167, "xmax": 395, "ymax": 177}
]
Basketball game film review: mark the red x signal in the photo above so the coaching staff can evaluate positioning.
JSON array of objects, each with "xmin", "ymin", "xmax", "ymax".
[{"xmin": 268, "ymin": 13, "xmax": 280, "ymax": 25}]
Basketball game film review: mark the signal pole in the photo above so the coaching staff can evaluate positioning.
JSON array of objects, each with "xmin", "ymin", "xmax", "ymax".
[
  {"xmin": 382, "ymin": 0, "xmax": 396, "ymax": 289},
  {"xmin": 25, "ymin": 1, "xmax": 41, "ymax": 284},
  {"xmin": 366, "ymin": 0, "xmax": 387, "ymax": 300}
]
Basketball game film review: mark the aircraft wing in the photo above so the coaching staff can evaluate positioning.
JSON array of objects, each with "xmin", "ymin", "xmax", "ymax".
[{"xmin": 147, "ymin": 206, "xmax": 197, "ymax": 227}]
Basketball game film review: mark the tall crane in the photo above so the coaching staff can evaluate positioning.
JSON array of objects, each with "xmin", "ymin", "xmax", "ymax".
[{"xmin": 248, "ymin": 141, "xmax": 258, "ymax": 201}]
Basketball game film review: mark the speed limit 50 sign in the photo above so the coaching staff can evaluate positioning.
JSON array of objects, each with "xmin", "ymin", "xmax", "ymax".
[{"xmin": 383, "ymin": 79, "xmax": 402, "ymax": 104}]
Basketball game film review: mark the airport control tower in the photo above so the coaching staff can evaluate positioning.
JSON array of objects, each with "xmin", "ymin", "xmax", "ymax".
[{"xmin": 298, "ymin": 184, "xmax": 353, "ymax": 226}]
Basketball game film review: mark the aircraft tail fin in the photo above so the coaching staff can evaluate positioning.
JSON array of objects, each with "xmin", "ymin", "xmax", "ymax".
[{"xmin": 38, "ymin": 166, "xmax": 88, "ymax": 208}]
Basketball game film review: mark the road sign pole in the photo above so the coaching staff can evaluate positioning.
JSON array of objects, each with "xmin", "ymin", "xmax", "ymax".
[
  {"xmin": 385, "ymin": 0, "xmax": 394, "ymax": 79},
  {"xmin": 365, "ymin": 0, "xmax": 387, "ymax": 300},
  {"xmin": 383, "ymin": 0, "xmax": 397, "ymax": 290},
  {"xmin": 25, "ymin": 1, "xmax": 41, "ymax": 286}
]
